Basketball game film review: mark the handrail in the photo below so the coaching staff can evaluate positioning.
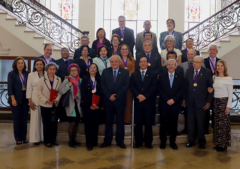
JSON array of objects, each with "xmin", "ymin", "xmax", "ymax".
[
  {"xmin": 182, "ymin": 0, "xmax": 240, "ymax": 50},
  {"xmin": 0, "ymin": 0, "xmax": 89, "ymax": 52}
]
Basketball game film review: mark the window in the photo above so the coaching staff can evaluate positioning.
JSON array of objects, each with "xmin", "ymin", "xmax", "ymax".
[
  {"xmin": 103, "ymin": 0, "xmax": 158, "ymax": 41},
  {"xmin": 45, "ymin": 0, "xmax": 79, "ymax": 28},
  {"xmin": 184, "ymin": 0, "xmax": 216, "ymax": 31}
]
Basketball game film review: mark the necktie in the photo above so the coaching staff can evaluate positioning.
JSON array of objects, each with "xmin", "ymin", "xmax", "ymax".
[
  {"xmin": 147, "ymin": 54, "xmax": 150, "ymax": 59},
  {"xmin": 141, "ymin": 71, "xmax": 145, "ymax": 82},
  {"xmin": 170, "ymin": 74, "xmax": 173, "ymax": 88},
  {"xmin": 194, "ymin": 70, "xmax": 198, "ymax": 81},
  {"xmin": 211, "ymin": 58, "xmax": 215, "ymax": 74},
  {"xmin": 113, "ymin": 70, "xmax": 117, "ymax": 82},
  {"xmin": 121, "ymin": 29, "xmax": 124, "ymax": 34}
]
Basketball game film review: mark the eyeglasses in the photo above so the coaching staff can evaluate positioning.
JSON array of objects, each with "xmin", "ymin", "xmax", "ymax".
[
  {"xmin": 140, "ymin": 61, "xmax": 147, "ymax": 63},
  {"xmin": 209, "ymin": 49, "xmax": 217, "ymax": 51},
  {"xmin": 89, "ymin": 67, "xmax": 97, "ymax": 70},
  {"xmin": 193, "ymin": 61, "xmax": 202, "ymax": 64},
  {"xmin": 70, "ymin": 70, "xmax": 78, "ymax": 72},
  {"xmin": 61, "ymin": 51, "xmax": 69, "ymax": 53},
  {"xmin": 144, "ymin": 35, "xmax": 151, "ymax": 38},
  {"xmin": 81, "ymin": 40, "xmax": 88, "ymax": 43},
  {"xmin": 82, "ymin": 50, "xmax": 88, "ymax": 52},
  {"xmin": 167, "ymin": 64, "xmax": 176, "ymax": 66},
  {"xmin": 166, "ymin": 40, "xmax": 174, "ymax": 43},
  {"xmin": 112, "ymin": 39, "xmax": 119, "ymax": 42}
]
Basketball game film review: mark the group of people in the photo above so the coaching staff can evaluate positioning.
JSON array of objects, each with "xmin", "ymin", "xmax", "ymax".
[{"xmin": 7, "ymin": 16, "xmax": 233, "ymax": 152}]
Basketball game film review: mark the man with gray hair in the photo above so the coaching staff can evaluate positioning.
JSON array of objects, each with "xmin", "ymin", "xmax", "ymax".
[
  {"xmin": 181, "ymin": 38, "xmax": 200, "ymax": 63},
  {"xmin": 158, "ymin": 59, "xmax": 184, "ymax": 150},
  {"xmin": 112, "ymin": 16, "xmax": 135, "ymax": 55},
  {"xmin": 136, "ymin": 32, "xmax": 159, "ymax": 55},
  {"xmin": 100, "ymin": 55, "xmax": 130, "ymax": 149},
  {"xmin": 136, "ymin": 20, "xmax": 157, "ymax": 49},
  {"xmin": 73, "ymin": 35, "xmax": 97, "ymax": 60},
  {"xmin": 159, "ymin": 19, "xmax": 183, "ymax": 50},
  {"xmin": 184, "ymin": 56, "xmax": 213, "ymax": 149}
]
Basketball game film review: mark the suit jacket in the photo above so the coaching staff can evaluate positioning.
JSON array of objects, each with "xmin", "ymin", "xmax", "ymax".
[
  {"xmin": 8, "ymin": 70, "xmax": 30, "ymax": 105},
  {"xmin": 53, "ymin": 58, "xmax": 75, "ymax": 81},
  {"xmin": 26, "ymin": 71, "xmax": 47, "ymax": 105},
  {"xmin": 35, "ymin": 55, "xmax": 56, "ymax": 63},
  {"xmin": 75, "ymin": 57, "xmax": 93, "ymax": 78},
  {"xmin": 136, "ymin": 45, "xmax": 159, "ymax": 55},
  {"xmin": 136, "ymin": 31, "xmax": 157, "ymax": 47},
  {"xmin": 130, "ymin": 70, "xmax": 157, "ymax": 106},
  {"xmin": 162, "ymin": 66, "xmax": 184, "ymax": 77},
  {"xmin": 135, "ymin": 52, "xmax": 162, "ymax": 77},
  {"xmin": 180, "ymin": 61, "xmax": 206, "ymax": 78},
  {"xmin": 101, "ymin": 67, "xmax": 130, "ymax": 106},
  {"xmin": 185, "ymin": 67, "xmax": 213, "ymax": 108},
  {"xmin": 73, "ymin": 47, "xmax": 96, "ymax": 60},
  {"xmin": 112, "ymin": 27, "xmax": 135, "ymax": 53},
  {"xmin": 92, "ymin": 39, "xmax": 111, "ymax": 54},
  {"xmin": 37, "ymin": 73, "xmax": 62, "ymax": 108},
  {"xmin": 80, "ymin": 76, "xmax": 103, "ymax": 108},
  {"xmin": 181, "ymin": 49, "xmax": 200, "ymax": 63},
  {"xmin": 204, "ymin": 57, "xmax": 221, "ymax": 75},
  {"xmin": 158, "ymin": 72, "xmax": 184, "ymax": 111},
  {"xmin": 159, "ymin": 31, "xmax": 183, "ymax": 50}
]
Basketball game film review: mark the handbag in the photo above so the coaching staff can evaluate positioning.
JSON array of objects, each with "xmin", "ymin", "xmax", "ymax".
[{"xmin": 61, "ymin": 90, "xmax": 71, "ymax": 107}]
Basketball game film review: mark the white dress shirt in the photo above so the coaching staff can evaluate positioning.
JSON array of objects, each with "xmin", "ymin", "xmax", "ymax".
[
  {"xmin": 140, "ymin": 69, "xmax": 147, "ymax": 76},
  {"xmin": 193, "ymin": 68, "xmax": 201, "ymax": 80}
]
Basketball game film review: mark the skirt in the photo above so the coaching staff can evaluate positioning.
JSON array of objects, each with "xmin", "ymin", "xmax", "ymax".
[{"xmin": 213, "ymin": 97, "xmax": 231, "ymax": 147}]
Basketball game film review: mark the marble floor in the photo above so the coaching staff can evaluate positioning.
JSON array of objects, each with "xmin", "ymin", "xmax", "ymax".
[{"xmin": 1, "ymin": 123, "xmax": 240, "ymax": 169}]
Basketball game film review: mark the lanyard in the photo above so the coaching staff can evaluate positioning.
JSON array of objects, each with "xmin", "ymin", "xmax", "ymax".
[
  {"xmin": 113, "ymin": 47, "xmax": 118, "ymax": 55},
  {"xmin": 89, "ymin": 78, "xmax": 96, "ymax": 90},
  {"xmin": 85, "ymin": 59, "xmax": 90, "ymax": 69},
  {"xmin": 38, "ymin": 72, "xmax": 44, "ymax": 78},
  {"xmin": 19, "ymin": 73, "xmax": 26, "ymax": 85},
  {"xmin": 167, "ymin": 31, "xmax": 174, "ymax": 35},
  {"xmin": 122, "ymin": 57, "xmax": 128, "ymax": 67},
  {"xmin": 43, "ymin": 56, "xmax": 52, "ymax": 64},
  {"xmin": 100, "ymin": 57, "xmax": 107, "ymax": 68},
  {"xmin": 209, "ymin": 57, "xmax": 216, "ymax": 70}
]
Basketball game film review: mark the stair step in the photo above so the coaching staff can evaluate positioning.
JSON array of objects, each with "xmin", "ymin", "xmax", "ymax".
[
  {"xmin": 33, "ymin": 37, "xmax": 45, "ymax": 39},
  {"xmin": 24, "ymin": 30, "xmax": 36, "ymax": 33},
  {"xmin": 220, "ymin": 40, "xmax": 230, "ymax": 42},
  {"xmin": 15, "ymin": 24, "xmax": 26, "ymax": 27},
  {"xmin": 5, "ymin": 18, "xmax": 16, "ymax": 20}
]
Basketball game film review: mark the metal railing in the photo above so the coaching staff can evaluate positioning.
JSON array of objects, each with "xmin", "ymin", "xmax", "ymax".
[
  {"xmin": 0, "ymin": 0, "xmax": 89, "ymax": 52},
  {"xmin": 182, "ymin": 0, "xmax": 240, "ymax": 50}
]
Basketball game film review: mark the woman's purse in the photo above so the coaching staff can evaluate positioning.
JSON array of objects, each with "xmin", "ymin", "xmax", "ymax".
[{"xmin": 61, "ymin": 79, "xmax": 71, "ymax": 107}]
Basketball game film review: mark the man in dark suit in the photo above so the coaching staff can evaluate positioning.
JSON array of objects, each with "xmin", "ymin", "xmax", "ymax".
[
  {"xmin": 112, "ymin": 16, "xmax": 135, "ymax": 55},
  {"xmin": 162, "ymin": 51, "xmax": 184, "ymax": 77},
  {"xmin": 136, "ymin": 32, "xmax": 159, "ymax": 55},
  {"xmin": 158, "ymin": 59, "xmax": 184, "ymax": 150},
  {"xmin": 181, "ymin": 38, "xmax": 200, "ymax": 63},
  {"xmin": 35, "ymin": 44, "xmax": 56, "ymax": 64},
  {"xmin": 135, "ymin": 40, "xmax": 162, "ymax": 125},
  {"xmin": 203, "ymin": 43, "xmax": 221, "ymax": 133},
  {"xmin": 130, "ymin": 56, "xmax": 157, "ymax": 149},
  {"xmin": 183, "ymin": 56, "xmax": 213, "ymax": 149},
  {"xmin": 73, "ymin": 35, "xmax": 97, "ymax": 60},
  {"xmin": 100, "ymin": 55, "xmax": 130, "ymax": 149}
]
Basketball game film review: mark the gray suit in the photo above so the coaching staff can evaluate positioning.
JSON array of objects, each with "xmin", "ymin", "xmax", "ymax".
[
  {"xmin": 136, "ymin": 31, "xmax": 157, "ymax": 47},
  {"xmin": 159, "ymin": 31, "xmax": 183, "ymax": 50},
  {"xmin": 180, "ymin": 62, "xmax": 206, "ymax": 78}
]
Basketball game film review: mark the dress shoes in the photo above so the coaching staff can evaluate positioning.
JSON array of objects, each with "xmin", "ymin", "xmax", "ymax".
[
  {"xmin": 74, "ymin": 141, "xmax": 81, "ymax": 146},
  {"xmin": 52, "ymin": 142, "xmax": 59, "ymax": 146},
  {"xmin": 160, "ymin": 143, "xmax": 166, "ymax": 149},
  {"xmin": 99, "ymin": 143, "xmax": 111, "ymax": 148},
  {"xmin": 145, "ymin": 144, "xmax": 153, "ymax": 149},
  {"xmin": 133, "ymin": 144, "xmax": 141, "ymax": 148},
  {"xmin": 16, "ymin": 141, "xmax": 22, "ymax": 145},
  {"xmin": 117, "ymin": 143, "xmax": 126, "ymax": 149},
  {"xmin": 34, "ymin": 142, "xmax": 40, "ymax": 146},
  {"xmin": 170, "ymin": 143, "xmax": 178, "ymax": 150},
  {"xmin": 23, "ymin": 140, "xmax": 29, "ymax": 144},
  {"xmin": 68, "ymin": 141, "xmax": 75, "ymax": 148},
  {"xmin": 186, "ymin": 143, "xmax": 195, "ymax": 148},
  {"xmin": 199, "ymin": 144, "xmax": 205, "ymax": 149},
  {"xmin": 87, "ymin": 146, "xmax": 93, "ymax": 151},
  {"xmin": 45, "ymin": 144, "xmax": 52, "ymax": 148}
]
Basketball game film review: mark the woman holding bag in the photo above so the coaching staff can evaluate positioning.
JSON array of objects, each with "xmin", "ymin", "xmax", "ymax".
[{"xmin": 59, "ymin": 64, "xmax": 82, "ymax": 148}]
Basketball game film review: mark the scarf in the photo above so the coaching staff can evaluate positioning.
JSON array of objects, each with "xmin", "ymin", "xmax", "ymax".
[
  {"xmin": 68, "ymin": 75, "xmax": 80, "ymax": 101},
  {"xmin": 100, "ymin": 56, "xmax": 108, "ymax": 65}
]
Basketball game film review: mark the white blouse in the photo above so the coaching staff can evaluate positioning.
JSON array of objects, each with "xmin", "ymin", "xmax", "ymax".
[
  {"xmin": 161, "ymin": 48, "xmax": 182, "ymax": 64},
  {"xmin": 213, "ymin": 76, "xmax": 234, "ymax": 108}
]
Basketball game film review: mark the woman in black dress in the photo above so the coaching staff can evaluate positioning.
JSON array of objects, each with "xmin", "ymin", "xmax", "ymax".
[{"xmin": 92, "ymin": 28, "xmax": 111, "ymax": 54}]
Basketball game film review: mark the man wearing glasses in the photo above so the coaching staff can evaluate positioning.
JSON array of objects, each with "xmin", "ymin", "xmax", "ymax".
[
  {"xmin": 112, "ymin": 16, "xmax": 135, "ymax": 55},
  {"xmin": 184, "ymin": 56, "xmax": 213, "ymax": 149},
  {"xmin": 181, "ymin": 38, "xmax": 200, "ymax": 63},
  {"xmin": 136, "ymin": 32, "xmax": 159, "ymax": 55},
  {"xmin": 73, "ymin": 35, "xmax": 97, "ymax": 60}
]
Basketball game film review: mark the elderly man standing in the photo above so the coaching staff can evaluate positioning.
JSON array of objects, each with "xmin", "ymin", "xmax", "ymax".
[
  {"xmin": 73, "ymin": 35, "xmax": 97, "ymax": 59},
  {"xmin": 136, "ymin": 20, "xmax": 157, "ymax": 48},
  {"xmin": 136, "ymin": 32, "xmax": 159, "ymax": 55},
  {"xmin": 159, "ymin": 19, "xmax": 183, "ymax": 51},
  {"xmin": 35, "ymin": 44, "xmax": 56, "ymax": 63},
  {"xmin": 181, "ymin": 38, "xmax": 200, "ymax": 63},
  {"xmin": 112, "ymin": 16, "xmax": 135, "ymax": 55},
  {"xmin": 158, "ymin": 59, "xmax": 184, "ymax": 150},
  {"xmin": 184, "ymin": 56, "xmax": 213, "ymax": 149},
  {"xmin": 100, "ymin": 55, "xmax": 130, "ymax": 149}
]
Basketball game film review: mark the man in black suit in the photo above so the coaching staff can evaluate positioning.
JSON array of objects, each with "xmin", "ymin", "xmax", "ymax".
[
  {"xmin": 204, "ymin": 43, "xmax": 221, "ymax": 133},
  {"xmin": 183, "ymin": 56, "xmax": 213, "ymax": 149},
  {"xmin": 73, "ymin": 35, "xmax": 97, "ymax": 60},
  {"xmin": 112, "ymin": 16, "xmax": 135, "ymax": 55},
  {"xmin": 158, "ymin": 59, "xmax": 184, "ymax": 150},
  {"xmin": 35, "ymin": 44, "xmax": 56, "ymax": 64},
  {"xmin": 181, "ymin": 38, "xmax": 200, "ymax": 63},
  {"xmin": 136, "ymin": 32, "xmax": 159, "ymax": 55},
  {"xmin": 130, "ymin": 56, "xmax": 157, "ymax": 149},
  {"xmin": 100, "ymin": 55, "xmax": 130, "ymax": 149},
  {"xmin": 135, "ymin": 40, "xmax": 162, "ymax": 125},
  {"xmin": 162, "ymin": 51, "xmax": 184, "ymax": 77}
]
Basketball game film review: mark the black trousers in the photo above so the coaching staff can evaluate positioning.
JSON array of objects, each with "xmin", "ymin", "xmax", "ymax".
[
  {"xmin": 104, "ymin": 103, "xmax": 125, "ymax": 144},
  {"xmin": 160, "ymin": 106, "xmax": 179, "ymax": 144},
  {"xmin": 187, "ymin": 101, "xmax": 207, "ymax": 145},
  {"xmin": 134, "ymin": 101, "xmax": 153, "ymax": 146},
  {"xmin": 152, "ymin": 94, "xmax": 157, "ymax": 124},
  {"xmin": 83, "ymin": 107, "xmax": 100, "ymax": 147},
  {"xmin": 10, "ymin": 91, "xmax": 29, "ymax": 142},
  {"xmin": 41, "ymin": 106, "xmax": 58, "ymax": 145}
]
